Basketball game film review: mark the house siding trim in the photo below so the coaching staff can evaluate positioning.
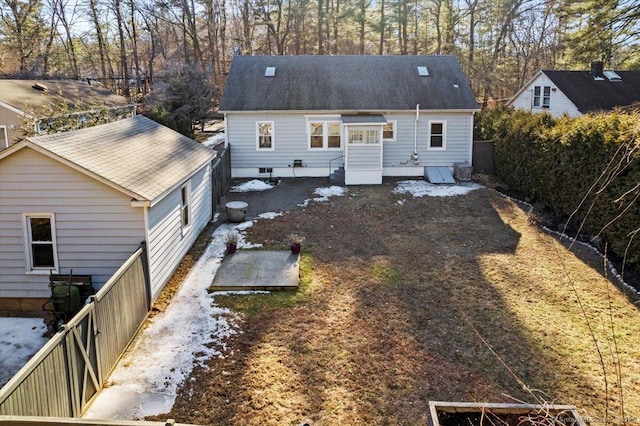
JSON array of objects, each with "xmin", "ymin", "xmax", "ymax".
[{"xmin": 0, "ymin": 101, "xmax": 29, "ymax": 117}]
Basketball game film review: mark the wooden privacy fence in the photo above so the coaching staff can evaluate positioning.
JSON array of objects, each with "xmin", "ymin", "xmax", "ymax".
[
  {"xmin": 211, "ymin": 146, "xmax": 231, "ymax": 217},
  {"xmin": 0, "ymin": 244, "xmax": 151, "ymax": 418},
  {"xmin": 472, "ymin": 140, "xmax": 495, "ymax": 175}
]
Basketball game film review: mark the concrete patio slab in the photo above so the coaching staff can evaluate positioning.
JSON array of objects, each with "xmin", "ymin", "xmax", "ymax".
[{"xmin": 209, "ymin": 250, "xmax": 299, "ymax": 291}]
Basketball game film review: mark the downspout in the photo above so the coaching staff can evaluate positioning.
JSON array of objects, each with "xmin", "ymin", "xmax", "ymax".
[
  {"xmin": 412, "ymin": 104, "xmax": 420, "ymax": 164},
  {"xmin": 224, "ymin": 113, "xmax": 229, "ymax": 149}
]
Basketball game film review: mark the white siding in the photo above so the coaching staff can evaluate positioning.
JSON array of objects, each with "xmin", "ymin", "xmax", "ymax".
[
  {"xmin": 227, "ymin": 113, "xmax": 345, "ymax": 176},
  {"xmin": 382, "ymin": 112, "xmax": 473, "ymax": 169},
  {"xmin": 227, "ymin": 111, "xmax": 475, "ymax": 178},
  {"xmin": 0, "ymin": 148, "xmax": 145, "ymax": 299},
  {"xmin": 346, "ymin": 145, "xmax": 382, "ymax": 170},
  {"xmin": 146, "ymin": 164, "xmax": 211, "ymax": 298},
  {"xmin": 510, "ymin": 73, "xmax": 581, "ymax": 118}
]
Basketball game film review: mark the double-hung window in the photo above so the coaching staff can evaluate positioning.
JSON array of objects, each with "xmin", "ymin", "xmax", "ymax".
[
  {"xmin": 180, "ymin": 182, "xmax": 191, "ymax": 232},
  {"xmin": 308, "ymin": 121, "xmax": 341, "ymax": 149},
  {"xmin": 256, "ymin": 121, "xmax": 274, "ymax": 150},
  {"xmin": 542, "ymin": 86, "xmax": 551, "ymax": 108},
  {"xmin": 428, "ymin": 121, "xmax": 446, "ymax": 150},
  {"xmin": 382, "ymin": 121, "xmax": 396, "ymax": 141},
  {"xmin": 533, "ymin": 86, "xmax": 551, "ymax": 108},
  {"xmin": 23, "ymin": 213, "xmax": 58, "ymax": 272}
]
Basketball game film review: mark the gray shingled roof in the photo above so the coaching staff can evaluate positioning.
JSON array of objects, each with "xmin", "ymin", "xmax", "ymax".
[
  {"xmin": 0, "ymin": 79, "xmax": 131, "ymax": 114},
  {"xmin": 219, "ymin": 55, "xmax": 478, "ymax": 111},
  {"xmin": 24, "ymin": 115, "xmax": 215, "ymax": 203},
  {"xmin": 543, "ymin": 70, "xmax": 640, "ymax": 113}
]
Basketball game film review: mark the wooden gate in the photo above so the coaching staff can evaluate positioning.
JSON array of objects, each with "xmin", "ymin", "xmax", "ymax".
[{"xmin": 0, "ymin": 245, "xmax": 150, "ymax": 418}]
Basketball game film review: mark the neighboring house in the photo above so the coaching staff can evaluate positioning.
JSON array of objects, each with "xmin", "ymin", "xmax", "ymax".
[
  {"xmin": 219, "ymin": 55, "xmax": 478, "ymax": 185},
  {"xmin": 0, "ymin": 79, "xmax": 135, "ymax": 150},
  {"xmin": 0, "ymin": 115, "xmax": 216, "ymax": 311},
  {"xmin": 508, "ymin": 62, "xmax": 640, "ymax": 118}
]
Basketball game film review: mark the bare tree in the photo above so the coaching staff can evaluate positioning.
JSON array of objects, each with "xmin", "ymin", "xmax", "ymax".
[{"xmin": 1, "ymin": 0, "xmax": 46, "ymax": 73}]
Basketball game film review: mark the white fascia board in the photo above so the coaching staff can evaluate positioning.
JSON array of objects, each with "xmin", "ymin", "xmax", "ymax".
[{"xmin": 0, "ymin": 101, "xmax": 32, "ymax": 119}]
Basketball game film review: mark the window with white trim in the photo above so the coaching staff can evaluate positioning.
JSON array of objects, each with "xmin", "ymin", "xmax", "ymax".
[
  {"xmin": 181, "ymin": 182, "xmax": 191, "ymax": 231},
  {"xmin": 0, "ymin": 126, "xmax": 8, "ymax": 148},
  {"xmin": 23, "ymin": 213, "xmax": 58, "ymax": 272},
  {"xmin": 256, "ymin": 121, "xmax": 274, "ymax": 150},
  {"xmin": 428, "ymin": 121, "xmax": 446, "ymax": 150},
  {"xmin": 308, "ymin": 121, "xmax": 342, "ymax": 149},
  {"xmin": 533, "ymin": 86, "xmax": 551, "ymax": 108},
  {"xmin": 349, "ymin": 129, "xmax": 380, "ymax": 144},
  {"xmin": 383, "ymin": 121, "xmax": 396, "ymax": 141}
]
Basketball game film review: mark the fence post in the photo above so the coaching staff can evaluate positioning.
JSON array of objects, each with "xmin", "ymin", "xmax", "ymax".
[{"xmin": 139, "ymin": 241, "xmax": 151, "ymax": 310}]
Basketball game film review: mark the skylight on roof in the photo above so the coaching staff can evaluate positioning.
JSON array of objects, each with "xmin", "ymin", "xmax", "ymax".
[
  {"xmin": 603, "ymin": 70, "xmax": 621, "ymax": 81},
  {"xmin": 265, "ymin": 66, "xmax": 276, "ymax": 77},
  {"xmin": 417, "ymin": 66, "xmax": 429, "ymax": 76}
]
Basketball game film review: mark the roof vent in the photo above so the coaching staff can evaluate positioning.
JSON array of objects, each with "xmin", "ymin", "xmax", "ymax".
[
  {"xmin": 417, "ymin": 66, "xmax": 429, "ymax": 77},
  {"xmin": 265, "ymin": 66, "xmax": 276, "ymax": 77},
  {"xmin": 32, "ymin": 83, "xmax": 48, "ymax": 91},
  {"xmin": 603, "ymin": 70, "xmax": 622, "ymax": 81}
]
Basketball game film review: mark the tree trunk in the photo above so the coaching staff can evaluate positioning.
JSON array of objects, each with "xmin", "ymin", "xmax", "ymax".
[
  {"xmin": 114, "ymin": 0, "xmax": 129, "ymax": 95},
  {"xmin": 88, "ymin": 0, "xmax": 108, "ymax": 82},
  {"xmin": 378, "ymin": 0, "xmax": 385, "ymax": 55}
]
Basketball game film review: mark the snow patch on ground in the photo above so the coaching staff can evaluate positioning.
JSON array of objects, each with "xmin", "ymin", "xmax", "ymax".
[
  {"xmin": 0, "ymin": 318, "xmax": 49, "ymax": 387},
  {"xmin": 84, "ymin": 222, "xmax": 263, "ymax": 421},
  {"xmin": 298, "ymin": 186, "xmax": 347, "ymax": 207},
  {"xmin": 258, "ymin": 211, "xmax": 282, "ymax": 220},
  {"xmin": 230, "ymin": 179, "xmax": 274, "ymax": 192},
  {"xmin": 394, "ymin": 180, "xmax": 482, "ymax": 198}
]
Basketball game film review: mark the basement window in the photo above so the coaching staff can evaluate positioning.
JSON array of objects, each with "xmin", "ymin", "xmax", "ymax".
[{"xmin": 265, "ymin": 66, "xmax": 276, "ymax": 77}]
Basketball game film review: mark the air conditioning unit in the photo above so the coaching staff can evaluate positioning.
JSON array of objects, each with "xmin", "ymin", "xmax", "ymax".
[{"xmin": 453, "ymin": 162, "xmax": 472, "ymax": 181}]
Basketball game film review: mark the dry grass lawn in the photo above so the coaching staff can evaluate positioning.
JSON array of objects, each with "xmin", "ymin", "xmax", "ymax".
[{"xmin": 158, "ymin": 181, "xmax": 640, "ymax": 426}]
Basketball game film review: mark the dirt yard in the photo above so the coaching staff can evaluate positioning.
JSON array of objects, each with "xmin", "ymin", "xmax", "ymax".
[{"xmin": 156, "ymin": 180, "xmax": 640, "ymax": 426}]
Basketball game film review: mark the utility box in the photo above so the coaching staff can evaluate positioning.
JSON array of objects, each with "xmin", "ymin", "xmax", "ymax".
[{"xmin": 453, "ymin": 162, "xmax": 473, "ymax": 181}]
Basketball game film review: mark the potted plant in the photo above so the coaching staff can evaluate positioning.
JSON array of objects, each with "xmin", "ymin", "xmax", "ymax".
[
  {"xmin": 225, "ymin": 231, "xmax": 239, "ymax": 254},
  {"xmin": 289, "ymin": 233, "xmax": 305, "ymax": 255}
]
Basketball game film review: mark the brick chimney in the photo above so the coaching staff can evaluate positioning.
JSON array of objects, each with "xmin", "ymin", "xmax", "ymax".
[{"xmin": 590, "ymin": 61, "xmax": 604, "ymax": 77}]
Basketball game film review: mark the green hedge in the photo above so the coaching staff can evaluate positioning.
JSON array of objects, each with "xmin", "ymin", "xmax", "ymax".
[{"xmin": 476, "ymin": 107, "xmax": 640, "ymax": 270}]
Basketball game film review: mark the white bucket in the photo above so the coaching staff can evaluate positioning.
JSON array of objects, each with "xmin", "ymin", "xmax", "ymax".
[{"xmin": 226, "ymin": 201, "xmax": 248, "ymax": 222}]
